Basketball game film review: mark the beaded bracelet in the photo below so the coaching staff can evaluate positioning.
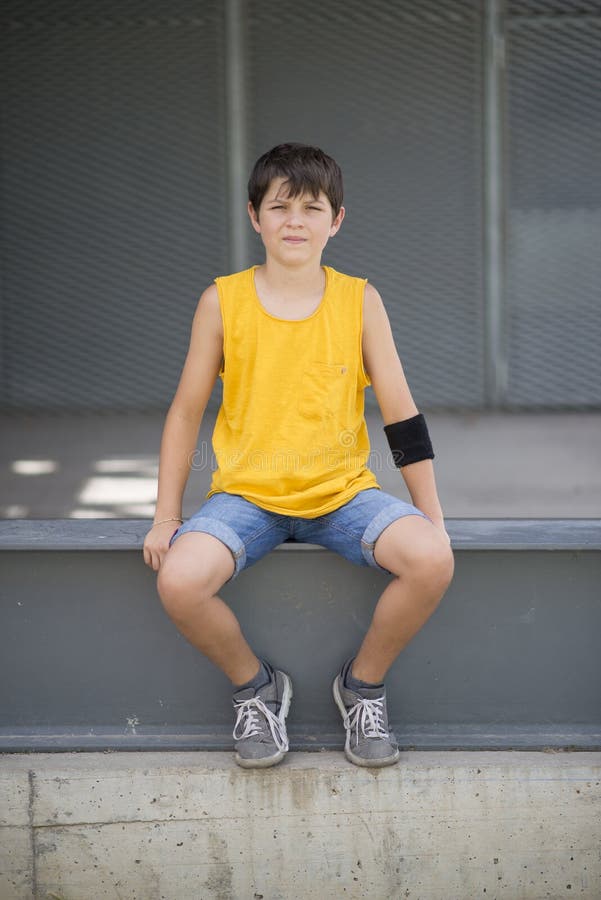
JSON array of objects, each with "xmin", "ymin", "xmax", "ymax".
[{"xmin": 152, "ymin": 517, "xmax": 183, "ymax": 528}]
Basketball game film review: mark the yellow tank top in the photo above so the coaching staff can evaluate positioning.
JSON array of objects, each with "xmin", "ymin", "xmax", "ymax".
[{"xmin": 206, "ymin": 265, "xmax": 381, "ymax": 517}]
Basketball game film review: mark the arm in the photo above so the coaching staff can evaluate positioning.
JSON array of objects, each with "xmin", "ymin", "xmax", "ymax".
[
  {"xmin": 361, "ymin": 283, "xmax": 448, "ymax": 536},
  {"xmin": 143, "ymin": 284, "xmax": 224, "ymax": 571}
]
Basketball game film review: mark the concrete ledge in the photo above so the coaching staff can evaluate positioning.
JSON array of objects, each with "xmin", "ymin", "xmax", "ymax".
[
  {"xmin": 2, "ymin": 517, "xmax": 601, "ymax": 550},
  {"xmin": 1, "ymin": 724, "xmax": 601, "ymax": 755},
  {"xmin": 1, "ymin": 750, "xmax": 600, "ymax": 899},
  {"xmin": 1, "ymin": 519, "xmax": 601, "ymax": 753}
]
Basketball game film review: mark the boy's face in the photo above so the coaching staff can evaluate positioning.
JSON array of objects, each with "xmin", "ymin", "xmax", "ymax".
[{"xmin": 248, "ymin": 177, "xmax": 345, "ymax": 266}]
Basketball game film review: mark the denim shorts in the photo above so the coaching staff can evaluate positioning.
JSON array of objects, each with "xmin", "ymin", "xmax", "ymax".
[{"xmin": 169, "ymin": 487, "xmax": 427, "ymax": 583}]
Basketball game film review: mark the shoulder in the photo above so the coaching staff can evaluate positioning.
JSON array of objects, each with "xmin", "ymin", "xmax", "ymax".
[
  {"xmin": 214, "ymin": 266, "xmax": 255, "ymax": 291},
  {"xmin": 195, "ymin": 265, "xmax": 257, "ymax": 337},
  {"xmin": 192, "ymin": 283, "xmax": 222, "ymax": 338},
  {"xmin": 196, "ymin": 282, "xmax": 220, "ymax": 314},
  {"xmin": 325, "ymin": 266, "xmax": 371, "ymax": 300},
  {"xmin": 200, "ymin": 282, "xmax": 219, "ymax": 303},
  {"xmin": 362, "ymin": 282, "xmax": 389, "ymax": 327},
  {"xmin": 363, "ymin": 281, "xmax": 383, "ymax": 304}
]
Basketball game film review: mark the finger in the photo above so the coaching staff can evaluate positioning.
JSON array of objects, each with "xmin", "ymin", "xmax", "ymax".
[{"xmin": 144, "ymin": 545, "xmax": 155, "ymax": 570}]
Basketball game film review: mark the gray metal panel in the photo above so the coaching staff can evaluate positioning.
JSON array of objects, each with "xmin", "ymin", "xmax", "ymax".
[
  {"xmin": 245, "ymin": 0, "xmax": 485, "ymax": 409},
  {"xmin": 506, "ymin": 4, "xmax": 601, "ymax": 406},
  {"xmin": 1, "ymin": 3, "xmax": 227, "ymax": 410},
  {"xmin": 1, "ymin": 520, "xmax": 600, "ymax": 751},
  {"xmin": 3, "ymin": 1, "xmax": 600, "ymax": 414}
]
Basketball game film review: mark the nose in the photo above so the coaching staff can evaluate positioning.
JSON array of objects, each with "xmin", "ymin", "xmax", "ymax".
[{"xmin": 285, "ymin": 208, "xmax": 303, "ymax": 227}]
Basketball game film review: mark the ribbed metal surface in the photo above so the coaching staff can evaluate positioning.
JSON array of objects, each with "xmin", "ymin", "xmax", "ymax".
[
  {"xmin": 246, "ymin": 0, "xmax": 484, "ymax": 409},
  {"xmin": 508, "ymin": 0, "xmax": 601, "ymax": 14},
  {"xmin": 3, "ymin": 2, "xmax": 599, "ymax": 412},
  {"xmin": 1, "ymin": 3, "xmax": 227, "ymax": 410},
  {"xmin": 506, "ymin": 2, "xmax": 601, "ymax": 406}
]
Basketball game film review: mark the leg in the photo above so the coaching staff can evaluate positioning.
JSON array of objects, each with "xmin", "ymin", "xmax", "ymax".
[
  {"xmin": 351, "ymin": 516, "xmax": 454, "ymax": 684},
  {"xmin": 157, "ymin": 532, "xmax": 261, "ymax": 686},
  {"xmin": 158, "ymin": 497, "xmax": 294, "ymax": 770}
]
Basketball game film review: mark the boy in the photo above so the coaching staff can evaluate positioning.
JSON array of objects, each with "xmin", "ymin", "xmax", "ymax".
[{"xmin": 143, "ymin": 143, "xmax": 453, "ymax": 769}]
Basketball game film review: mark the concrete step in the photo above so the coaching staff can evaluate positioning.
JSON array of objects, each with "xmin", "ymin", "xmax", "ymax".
[
  {"xmin": 1, "ymin": 750, "xmax": 600, "ymax": 899},
  {"xmin": 1, "ymin": 519, "xmax": 600, "ymax": 753}
]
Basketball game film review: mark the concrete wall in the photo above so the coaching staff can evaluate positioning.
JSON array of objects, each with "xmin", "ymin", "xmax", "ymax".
[
  {"xmin": 1, "ymin": 750, "xmax": 600, "ymax": 899},
  {"xmin": 1, "ymin": 519, "xmax": 601, "ymax": 752},
  {"xmin": 1, "ymin": 520, "xmax": 600, "ymax": 898}
]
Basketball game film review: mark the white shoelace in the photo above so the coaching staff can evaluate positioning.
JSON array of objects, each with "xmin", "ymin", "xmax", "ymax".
[
  {"xmin": 233, "ymin": 696, "xmax": 289, "ymax": 752},
  {"xmin": 344, "ymin": 697, "xmax": 390, "ymax": 743}
]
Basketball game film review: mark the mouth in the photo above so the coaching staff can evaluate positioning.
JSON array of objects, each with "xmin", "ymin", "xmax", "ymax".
[{"xmin": 283, "ymin": 237, "xmax": 306, "ymax": 244}]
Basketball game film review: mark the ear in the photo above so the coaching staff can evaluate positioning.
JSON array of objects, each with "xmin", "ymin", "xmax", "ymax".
[
  {"xmin": 329, "ymin": 205, "xmax": 345, "ymax": 237},
  {"xmin": 248, "ymin": 201, "xmax": 261, "ymax": 233}
]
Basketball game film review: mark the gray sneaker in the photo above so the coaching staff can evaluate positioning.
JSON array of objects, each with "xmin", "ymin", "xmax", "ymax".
[
  {"xmin": 333, "ymin": 658, "xmax": 400, "ymax": 768},
  {"xmin": 232, "ymin": 662, "xmax": 293, "ymax": 769}
]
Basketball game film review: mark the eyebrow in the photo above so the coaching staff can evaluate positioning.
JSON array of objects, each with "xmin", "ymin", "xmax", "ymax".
[{"xmin": 266, "ymin": 196, "xmax": 325, "ymax": 204}]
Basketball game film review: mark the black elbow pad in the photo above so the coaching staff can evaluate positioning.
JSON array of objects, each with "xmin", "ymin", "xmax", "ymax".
[{"xmin": 383, "ymin": 413, "xmax": 434, "ymax": 468}]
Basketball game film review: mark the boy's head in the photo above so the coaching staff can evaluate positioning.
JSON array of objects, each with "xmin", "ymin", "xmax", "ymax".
[{"xmin": 248, "ymin": 143, "xmax": 344, "ymax": 220}]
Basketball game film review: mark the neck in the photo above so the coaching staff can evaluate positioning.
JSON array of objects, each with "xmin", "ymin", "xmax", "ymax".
[{"xmin": 258, "ymin": 259, "xmax": 325, "ymax": 298}]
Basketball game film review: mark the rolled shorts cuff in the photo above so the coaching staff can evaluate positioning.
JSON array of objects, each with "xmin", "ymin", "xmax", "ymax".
[
  {"xmin": 360, "ymin": 503, "xmax": 428, "ymax": 574},
  {"xmin": 169, "ymin": 516, "xmax": 246, "ymax": 582}
]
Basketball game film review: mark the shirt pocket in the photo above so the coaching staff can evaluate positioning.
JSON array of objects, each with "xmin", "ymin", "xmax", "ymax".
[{"xmin": 297, "ymin": 362, "xmax": 349, "ymax": 422}]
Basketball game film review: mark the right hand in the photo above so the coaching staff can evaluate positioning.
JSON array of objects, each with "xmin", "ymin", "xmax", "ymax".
[{"xmin": 143, "ymin": 522, "xmax": 180, "ymax": 572}]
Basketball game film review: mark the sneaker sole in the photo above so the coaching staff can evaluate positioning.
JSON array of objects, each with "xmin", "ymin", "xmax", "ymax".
[
  {"xmin": 235, "ymin": 672, "xmax": 293, "ymax": 769},
  {"xmin": 332, "ymin": 676, "xmax": 400, "ymax": 768}
]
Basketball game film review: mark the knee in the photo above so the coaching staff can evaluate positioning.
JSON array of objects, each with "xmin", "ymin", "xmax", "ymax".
[
  {"xmin": 435, "ymin": 541, "xmax": 455, "ymax": 591},
  {"xmin": 402, "ymin": 535, "xmax": 455, "ymax": 594},
  {"xmin": 157, "ymin": 561, "xmax": 213, "ymax": 622},
  {"xmin": 156, "ymin": 566, "xmax": 188, "ymax": 620}
]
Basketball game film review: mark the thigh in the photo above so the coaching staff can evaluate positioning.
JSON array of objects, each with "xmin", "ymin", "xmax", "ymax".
[
  {"xmin": 294, "ymin": 487, "xmax": 427, "ymax": 575},
  {"xmin": 169, "ymin": 492, "xmax": 290, "ymax": 582}
]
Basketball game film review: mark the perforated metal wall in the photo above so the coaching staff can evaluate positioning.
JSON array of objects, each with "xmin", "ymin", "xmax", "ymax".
[
  {"xmin": 506, "ymin": 1, "xmax": 601, "ymax": 406},
  {"xmin": 2, "ymin": 2, "xmax": 600, "ymax": 411},
  {"xmin": 1, "ymin": 2, "xmax": 227, "ymax": 410},
  {"xmin": 246, "ymin": 0, "xmax": 485, "ymax": 410}
]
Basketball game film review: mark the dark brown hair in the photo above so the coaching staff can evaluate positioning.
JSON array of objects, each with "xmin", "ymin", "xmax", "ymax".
[{"xmin": 248, "ymin": 143, "xmax": 343, "ymax": 217}]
